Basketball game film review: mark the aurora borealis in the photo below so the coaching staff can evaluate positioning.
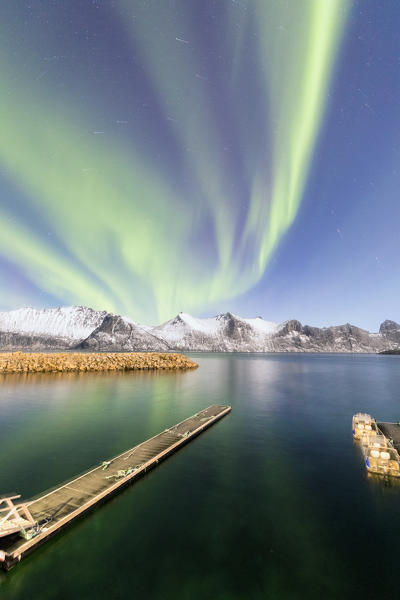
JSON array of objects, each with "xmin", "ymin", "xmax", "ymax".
[{"xmin": 1, "ymin": 1, "xmax": 399, "ymax": 328}]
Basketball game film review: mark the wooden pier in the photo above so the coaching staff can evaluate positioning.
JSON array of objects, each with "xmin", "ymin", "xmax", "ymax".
[{"xmin": 0, "ymin": 404, "xmax": 231, "ymax": 571}]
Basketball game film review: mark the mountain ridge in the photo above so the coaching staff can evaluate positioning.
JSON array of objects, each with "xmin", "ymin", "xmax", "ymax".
[{"xmin": 0, "ymin": 306, "xmax": 399, "ymax": 353}]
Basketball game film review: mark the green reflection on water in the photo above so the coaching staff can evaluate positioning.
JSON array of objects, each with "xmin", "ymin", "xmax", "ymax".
[{"xmin": 1, "ymin": 354, "xmax": 400, "ymax": 599}]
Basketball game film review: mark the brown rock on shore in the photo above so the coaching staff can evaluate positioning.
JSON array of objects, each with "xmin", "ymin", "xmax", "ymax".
[{"xmin": 0, "ymin": 351, "xmax": 198, "ymax": 374}]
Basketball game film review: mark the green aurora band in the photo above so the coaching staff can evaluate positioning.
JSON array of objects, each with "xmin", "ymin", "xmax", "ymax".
[{"xmin": 0, "ymin": 1, "xmax": 349, "ymax": 322}]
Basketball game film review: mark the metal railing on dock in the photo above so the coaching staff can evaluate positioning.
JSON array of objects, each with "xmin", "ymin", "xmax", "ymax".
[{"xmin": 0, "ymin": 404, "xmax": 231, "ymax": 571}]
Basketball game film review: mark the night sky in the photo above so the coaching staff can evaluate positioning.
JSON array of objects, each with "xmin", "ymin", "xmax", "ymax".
[{"xmin": 0, "ymin": 1, "xmax": 398, "ymax": 329}]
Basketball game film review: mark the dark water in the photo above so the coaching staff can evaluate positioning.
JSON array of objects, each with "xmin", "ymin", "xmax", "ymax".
[{"xmin": 1, "ymin": 353, "xmax": 400, "ymax": 599}]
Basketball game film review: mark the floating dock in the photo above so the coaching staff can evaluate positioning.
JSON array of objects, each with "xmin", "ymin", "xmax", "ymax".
[
  {"xmin": 0, "ymin": 404, "xmax": 231, "ymax": 571},
  {"xmin": 377, "ymin": 422, "xmax": 400, "ymax": 453},
  {"xmin": 352, "ymin": 413, "xmax": 400, "ymax": 478}
]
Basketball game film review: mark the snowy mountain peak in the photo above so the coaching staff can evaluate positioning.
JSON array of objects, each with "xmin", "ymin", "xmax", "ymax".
[
  {"xmin": 0, "ymin": 306, "xmax": 107, "ymax": 341},
  {"xmin": 151, "ymin": 311, "xmax": 280, "ymax": 350},
  {"xmin": 215, "ymin": 312, "xmax": 235, "ymax": 320}
]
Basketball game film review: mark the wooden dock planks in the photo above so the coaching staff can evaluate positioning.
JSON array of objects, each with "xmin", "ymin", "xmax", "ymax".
[{"xmin": 1, "ymin": 404, "xmax": 231, "ymax": 570}]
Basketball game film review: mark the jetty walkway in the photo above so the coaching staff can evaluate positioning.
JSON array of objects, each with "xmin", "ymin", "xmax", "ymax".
[{"xmin": 0, "ymin": 404, "xmax": 231, "ymax": 570}]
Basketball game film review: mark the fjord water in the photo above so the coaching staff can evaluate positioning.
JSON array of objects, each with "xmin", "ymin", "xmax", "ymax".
[{"xmin": 1, "ymin": 354, "xmax": 400, "ymax": 599}]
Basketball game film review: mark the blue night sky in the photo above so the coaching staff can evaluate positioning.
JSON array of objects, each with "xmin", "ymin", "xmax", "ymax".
[{"xmin": 0, "ymin": 0, "xmax": 399, "ymax": 330}]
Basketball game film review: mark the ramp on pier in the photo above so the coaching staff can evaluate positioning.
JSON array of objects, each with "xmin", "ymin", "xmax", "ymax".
[
  {"xmin": 378, "ymin": 422, "xmax": 400, "ymax": 453},
  {"xmin": 1, "ymin": 404, "xmax": 231, "ymax": 570}
]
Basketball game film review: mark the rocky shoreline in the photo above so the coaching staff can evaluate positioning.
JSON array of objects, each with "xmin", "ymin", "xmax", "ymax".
[{"xmin": 0, "ymin": 351, "xmax": 198, "ymax": 374}]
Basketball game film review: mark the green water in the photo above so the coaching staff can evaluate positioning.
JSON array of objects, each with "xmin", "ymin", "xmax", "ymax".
[{"xmin": 1, "ymin": 353, "xmax": 400, "ymax": 599}]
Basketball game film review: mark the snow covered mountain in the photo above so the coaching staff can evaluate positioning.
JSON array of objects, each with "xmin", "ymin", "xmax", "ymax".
[
  {"xmin": 151, "ymin": 313, "xmax": 398, "ymax": 353},
  {"xmin": 0, "ymin": 306, "xmax": 399, "ymax": 353},
  {"xmin": 0, "ymin": 306, "xmax": 107, "ymax": 350},
  {"xmin": 77, "ymin": 314, "xmax": 170, "ymax": 352},
  {"xmin": 151, "ymin": 312, "xmax": 279, "ymax": 352}
]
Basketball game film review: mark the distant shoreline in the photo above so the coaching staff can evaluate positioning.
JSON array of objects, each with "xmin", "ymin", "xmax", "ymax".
[
  {"xmin": 0, "ymin": 306, "xmax": 399, "ymax": 353},
  {"xmin": 0, "ymin": 351, "xmax": 197, "ymax": 374}
]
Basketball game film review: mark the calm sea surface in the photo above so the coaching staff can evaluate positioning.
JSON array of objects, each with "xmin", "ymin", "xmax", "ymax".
[{"xmin": 1, "ymin": 353, "xmax": 400, "ymax": 599}]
